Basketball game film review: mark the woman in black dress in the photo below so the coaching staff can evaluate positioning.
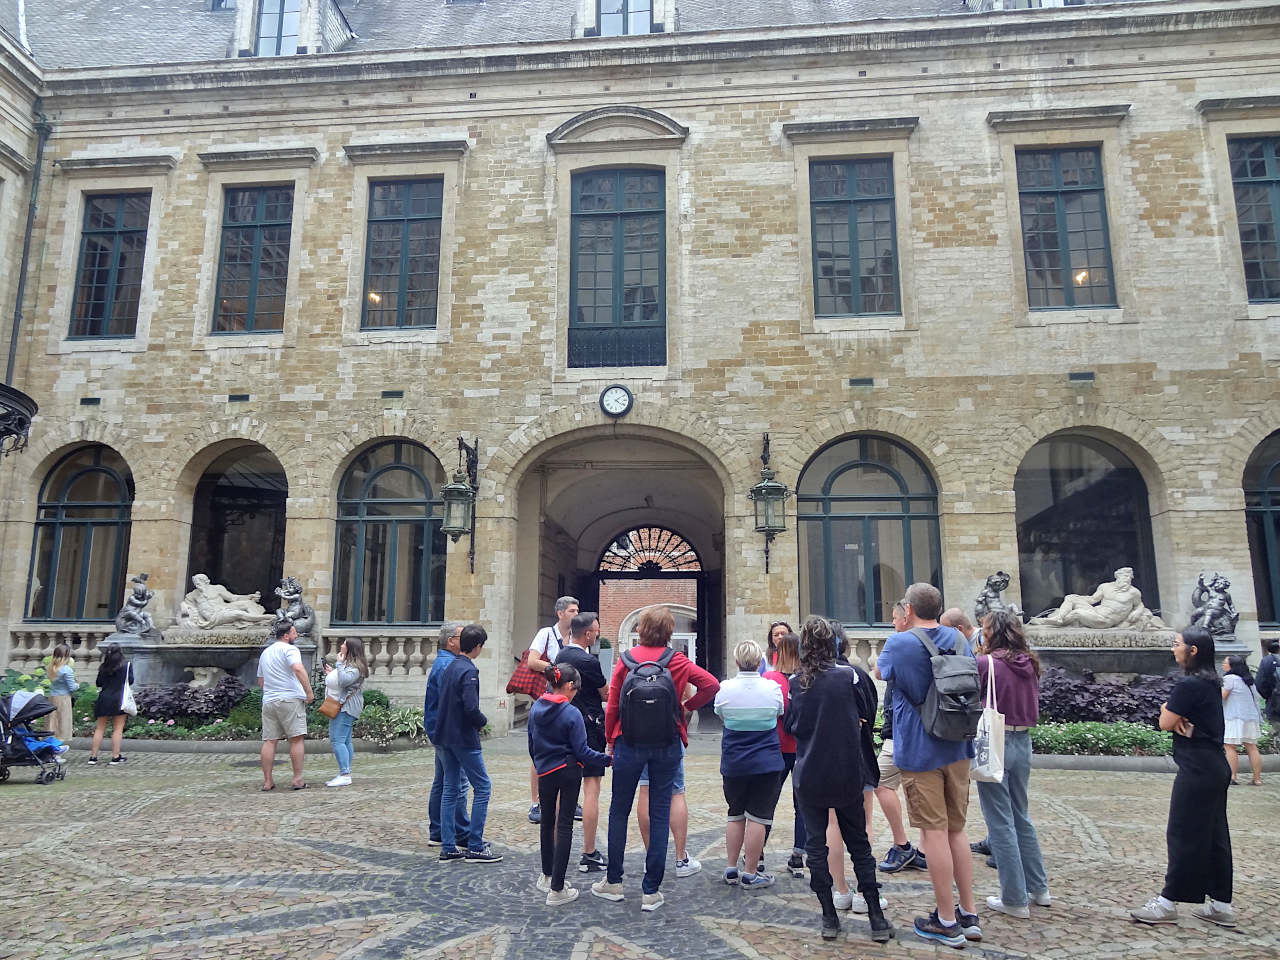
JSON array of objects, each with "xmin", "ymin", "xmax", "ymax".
[
  {"xmin": 1130, "ymin": 626, "xmax": 1234, "ymax": 928},
  {"xmin": 89, "ymin": 642, "xmax": 133, "ymax": 766}
]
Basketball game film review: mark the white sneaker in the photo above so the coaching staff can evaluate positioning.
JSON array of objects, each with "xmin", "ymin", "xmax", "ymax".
[
  {"xmin": 641, "ymin": 891, "xmax": 664, "ymax": 912},
  {"xmin": 547, "ymin": 886, "xmax": 579, "ymax": 906},
  {"xmin": 851, "ymin": 895, "xmax": 889, "ymax": 913},
  {"xmin": 1030, "ymin": 889, "xmax": 1052, "ymax": 907},
  {"xmin": 1131, "ymin": 897, "xmax": 1178, "ymax": 925},
  {"xmin": 832, "ymin": 889, "xmax": 853, "ymax": 910},
  {"xmin": 325, "ymin": 775, "xmax": 352, "ymax": 787},
  {"xmin": 591, "ymin": 879, "xmax": 625, "ymax": 901},
  {"xmin": 675, "ymin": 856, "xmax": 701, "ymax": 878},
  {"xmin": 987, "ymin": 896, "xmax": 1031, "ymax": 919},
  {"xmin": 536, "ymin": 874, "xmax": 552, "ymax": 893},
  {"xmin": 1191, "ymin": 903, "xmax": 1236, "ymax": 928}
]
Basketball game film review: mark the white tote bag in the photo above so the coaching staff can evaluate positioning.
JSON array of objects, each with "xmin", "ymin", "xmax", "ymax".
[
  {"xmin": 970, "ymin": 655, "xmax": 1005, "ymax": 784},
  {"xmin": 120, "ymin": 662, "xmax": 138, "ymax": 717}
]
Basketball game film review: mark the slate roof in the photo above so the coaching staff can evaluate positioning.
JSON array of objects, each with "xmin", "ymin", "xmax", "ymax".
[{"xmin": 2, "ymin": 0, "xmax": 1155, "ymax": 71}]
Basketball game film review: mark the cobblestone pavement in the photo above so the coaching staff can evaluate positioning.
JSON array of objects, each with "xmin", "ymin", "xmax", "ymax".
[{"xmin": 2, "ymin": 735, "xmax": 1278, "ymax": 960}]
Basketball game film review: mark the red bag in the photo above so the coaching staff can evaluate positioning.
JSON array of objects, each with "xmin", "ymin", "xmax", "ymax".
[{"xmin": 506, "ymin": 649, "xmax": 548, "ymax": 698}]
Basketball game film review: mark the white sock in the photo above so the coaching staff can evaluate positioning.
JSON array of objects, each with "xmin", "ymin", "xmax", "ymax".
[
  {"xmin": 937, "ymin": 914, "xmax": 959, "ymax": 928},
  {"xmin": 1156, "ymin": 896, "xmax": 1175, "ymax": 910},
  {"xmin": 1211, "ymin": 899, "xmax": 1233, "ymax": 913}
]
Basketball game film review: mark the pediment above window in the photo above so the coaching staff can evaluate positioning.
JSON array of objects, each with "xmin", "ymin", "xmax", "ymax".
[{"xmin": 546, "ymin": 106, "xmax": 688, "ymax": 154}]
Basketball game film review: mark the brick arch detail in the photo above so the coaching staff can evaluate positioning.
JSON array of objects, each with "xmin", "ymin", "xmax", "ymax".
[
  {"xmin": 20, "ymin": 421, "xmax": 145, "ymax": 500},
  {"xmin": 301, "ymin": 412, "xmax": 458, "ymax": 502},
  {"xmin": 156, "ymin": 416, "xmax": 301, "ymax": 500},
  {"xmin": 1222, "ymin": 415, "xmax": 1280, "ymax": 489}
]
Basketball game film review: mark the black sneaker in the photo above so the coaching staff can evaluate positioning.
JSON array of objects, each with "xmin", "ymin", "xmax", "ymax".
[
  {"xmin": 955, "ymin": 906, "xmax": 982, "ymax": 942},
  {"xmin": 913, "ymin": 910, "xmax": 966, "ymax": 948},
  {"xmin": 970, "ymin": 838, "xmax": 991, "ymax": 856},
  {"xmin": 574, "ymin": 804, "xmax": 583, "ymax": 822},
  {"xmin": 821, "ymin": 913, "xmax": 840, "ymax": 941},
  {"xmin": 109, "ymin": 755, "xmax": 127, "ymax": 765},
  {"xmin": 528, "ymin": 803, "xmax": 541, "ymax": 824},
  {"xmin": 464, "ymin": 844, "xmax": 503, "ymax": 863},
  {"xmin": 909, "ymin": 849, "xmax": 929, "ymax": 870},
  {"xmin": 438, "ymin": 849, "xmax": 465, "ymax": 864},
  {"xmin": 786, "ymin": 852, "xmax": 805, "ymax": 877},
  {"xmin": 578, "ymin": 850, "xmax": 607, "ymax": 873},
  {"xmin": 86, "ymin": 756, "xmax": 98, "ymax": 765}
]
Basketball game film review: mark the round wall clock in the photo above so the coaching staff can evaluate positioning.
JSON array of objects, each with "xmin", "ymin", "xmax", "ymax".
[{"xmin": 599, "ymin": 384, "xmax": 634, "ymax": 418}]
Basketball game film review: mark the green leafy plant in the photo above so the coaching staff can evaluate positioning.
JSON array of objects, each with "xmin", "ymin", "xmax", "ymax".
[
  {"xmin": 354, "ymin": 705, "xmax": 426, "ymax": 749},
  {"xmin": 363, "ymin": 688, "xmax": 391, "ymax": 710},
  {"xmin": 1031, "ymin": 721, "xmax": 1172, "ymax": 756},
  {"xmin": 1, "ymin": 665, "xmax": 52, "ymax": 697},
  {"xmin": 227, "ymin": 688, "xmax": 263, "ymax": 732}
]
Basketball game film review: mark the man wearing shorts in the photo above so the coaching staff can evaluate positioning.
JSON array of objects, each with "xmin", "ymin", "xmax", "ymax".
[
  {"xmin": 258, "ymin": 619, "xmax": 314, "ymax": 791},
  {"xmin": 875, "ymin": 601, "xmax": 927, "ymax": 874},
  {"xmin": 876, "ymin": 583, "xmax": 979, "ymax": 948}
]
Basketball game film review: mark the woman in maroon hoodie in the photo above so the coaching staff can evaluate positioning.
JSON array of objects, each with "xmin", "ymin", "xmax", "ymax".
[{"xmin": 975, "ymin": 610, "xmax": 1051, "ymax": 920}]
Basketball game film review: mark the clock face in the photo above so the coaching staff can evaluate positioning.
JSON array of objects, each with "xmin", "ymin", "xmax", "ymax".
[{"xmin": 600, "ymin": 385, "xmax": 633, "ymax": 417}]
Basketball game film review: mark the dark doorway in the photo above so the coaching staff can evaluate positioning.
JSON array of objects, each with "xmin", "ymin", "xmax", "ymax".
[{"xmin": 187, "ymin": 446, "xmax": 287, "ymax": 610}]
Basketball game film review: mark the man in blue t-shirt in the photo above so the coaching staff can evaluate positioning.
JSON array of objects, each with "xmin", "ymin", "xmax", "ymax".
[{"xmin": 875, "ymin": 583, "xmax": 979, "ymax": 948}]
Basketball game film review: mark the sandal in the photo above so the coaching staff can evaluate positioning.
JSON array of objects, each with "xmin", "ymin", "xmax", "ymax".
[{"xmin": 260, "ymin": 783, "xmax": 276, "ymax": 792}]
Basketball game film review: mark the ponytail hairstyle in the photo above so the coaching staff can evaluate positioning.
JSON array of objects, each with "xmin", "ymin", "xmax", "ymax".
[
  {"xmin": 795, "ymin": 615, "xmax": 836, "ymax": 690},
  {"xmin": 1225, "ymin": 654, "xmax": 1255, "ymax": 688},
  {"xmin": 47, "ymin": 643, "xmax": 72, "ymax": 681},
  {"xmin": 1178, "ymin": 626, "xmax": 1220, "ymax": 685},
  {"xmin": 546, "ymin": 662, "xmax": 580, "ymax": 692}
]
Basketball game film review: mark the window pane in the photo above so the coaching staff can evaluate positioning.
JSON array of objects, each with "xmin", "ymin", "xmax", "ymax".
[
  {"xmin": 333, "ymin": 523, "xmax": 358, "ymax": 622},
  {"xmin": 84, "ymin": 525, "xmax": 122, "ymax": 620},
  {"xmin": 26, "ymin": 525, "xmax": 54, "ymax": 618},
  {"xmin": 361, "ymin": 523, "xmax": 390, "ymax": 623},
  {"xmin": 49, "ymin": 526, "xmax": 87, "ymax": 619},
  {"xmin": 826, "ymin": 519, "xmax": 868, "ymax": 624},
  {"xmin": 810, "ymin": 160, "xmax": 898, "ymax": 316},
  {"xmin": 1231, "ymin": 142, "xmax": 1280, "ymax": 302},
  {"xmin": 798, "ymin": 519, "xmax": 827, "ymax": 619},
  {"xmin": 871, "ymin": 518, "xmax": 908, "ymax": 624},
  {"xmin": 391, "ymin": 521, "xmax": 425, "ymax": 622}
]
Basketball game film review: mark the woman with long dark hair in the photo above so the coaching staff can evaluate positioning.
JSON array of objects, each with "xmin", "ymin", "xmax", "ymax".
[
  {"xmin": 323, "ymin": 638, "xmax": 369, "ymax": 787},
  {"xmin": 1222, "ymin": 654, "xmax": 1264, "ymax": 786},
  {"xmin": 89, "ymin": 642, "xmax": 132, "ymax": 765},
  {"xmin": 1131, "ymin": 626, "xmax": 1234, "ymax": 928},
  {"xmin": 974, "ymin": 610, "xmax": 1050, "ymax": 918},
  {"xmin": 785, "ymin": 615, "xmax": 893, "ymax": 943},
  {"xmin": 760, "ymin": 619, "xmax": 793, "ymax": 674},
  {"xmin": 762, "ymin": 632, "xmax": 806, "ymax": 876}
]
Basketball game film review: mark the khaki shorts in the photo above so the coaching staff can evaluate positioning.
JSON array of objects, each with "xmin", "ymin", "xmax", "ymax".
[
  {"xmin": 877, "ymin": 740, "xmax": 902, "ymax": 792},
  {"xmin": 902, "ymin": 757, "xmax": 970, "ymax": 832},
  {"xmin": 262, "ymin": 698, "xmax": 307, "ymax": 741}
]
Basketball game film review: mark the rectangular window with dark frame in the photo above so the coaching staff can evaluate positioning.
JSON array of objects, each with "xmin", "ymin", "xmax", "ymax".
[
  {"xmin": 1016, "ymin": 147, "xmax": 1116, "ymax": 309},
  {"xmin": 256, "ymin": 0, "xmax": 300, "ymax": 56},
  {"xmin": 569, "ymin": 168, "xmax": 665, "ymax": 367},
  {"xmin": 810, "ymin": 158, "xmax": 900, "ymax": 317},
  {"xmin": 362, "ymin": 179, "xmax": 443, "ymax": 329},
  {"xmin": 213, "ymin": 185, "xmax": 293, "ymax": 333},
  {"xmin": 69, "ymin": 193, "xmax": 151, "ymax": 338},
  {"xmin": 599, "ymin": 0, "xmax": 651, "ymax": 37},
  {"xmin": 1229, "ymin": 137, "xmax": 1280, "ymax": 302}
]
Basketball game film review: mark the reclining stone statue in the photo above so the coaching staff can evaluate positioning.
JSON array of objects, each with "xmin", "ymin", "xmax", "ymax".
[
  {"xmin": 179, "ymin": 573, "xmax": 277, "ymax": 630},
  {"xmin": 1029, "ymin": 566, "xmax": 1166, "ymax": 631}
]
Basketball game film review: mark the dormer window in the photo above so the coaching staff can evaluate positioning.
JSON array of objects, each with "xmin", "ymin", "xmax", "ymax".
[
  {"xmin": 599, "ymin": 0, "xmax": 652, "ymax": 37},
  {"xmin": 257, "ymin": 0, "xmax": 300, "ymax": 56}
]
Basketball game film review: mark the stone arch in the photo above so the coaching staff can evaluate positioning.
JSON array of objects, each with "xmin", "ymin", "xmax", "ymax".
[
  {"xmin": 546, "ymin": 105, "xmax": 689, "ymax": 151},
  {"xmin": 311, "ymin": 412, "xmax": 458, "ymax": 504},
  {"xmin": 1222, "ymin": 413, "xmax": 1280, "ymax": 490},
  {"xmin": 158, "ymin": 416, "xmax": 300, "ymax": 503},
  {"xmin": 617, "ymin": 602, "xmax": 699, "ymax": 650},
  {"xmin": 21, "ymin": 422, "xmax": 144, "ymax": 503}
]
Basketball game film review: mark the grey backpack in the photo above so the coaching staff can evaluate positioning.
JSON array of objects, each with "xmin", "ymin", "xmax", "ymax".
[{"xmin": 909, "ymin": 627, "xmax": 983, "ymax": 742}]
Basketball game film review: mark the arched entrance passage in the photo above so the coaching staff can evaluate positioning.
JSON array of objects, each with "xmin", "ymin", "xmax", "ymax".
[
  {"xmin": 512, "ymin": 431, "xmax": 726, "ymax": 675},
  {"xmin": 186, "ymin": 444, "xmax": 288, "ymax": 610},
  {"xmin": 598, "ymin": 527, "xmax": 704, "ymax": 664}
]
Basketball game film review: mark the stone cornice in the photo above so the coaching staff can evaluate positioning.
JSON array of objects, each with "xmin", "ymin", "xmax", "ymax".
[
  {"xmin": 342, "ymin": 140, "xmax": 469, "ymax": 163},
  {"xmin": 986, "ymin": 104, "xmax": 1131, "ymax": 131},
  {"xmin": 197, "ymin": 147, "xmax": 320, "ymax": 169},
  {"xmin": 0, "ymin": 140, "xmax": 33, "ymax": 173},
  {"xmin": 547, "ymin": 105, "xmax": 689, "ymax": 153},
  {"xmin": 1197, "ymin": 95, "xmax": 1280, "ymax": 120},
  {"xmin": 54, "ymin": 154, "xmax": 177, "ymax": 175},
  {"xmin": 782, "ymin": 117, "xmax": 919, "ymax": 144}
]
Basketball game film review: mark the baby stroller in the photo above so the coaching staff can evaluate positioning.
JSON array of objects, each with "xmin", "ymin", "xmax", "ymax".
[{"xmin": 0, "ymin": 690, "xmax": 69, "ymax": 784}]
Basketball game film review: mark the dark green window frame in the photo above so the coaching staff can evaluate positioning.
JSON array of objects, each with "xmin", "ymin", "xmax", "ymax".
[
  {"xmin": 1016, "ymin": 147, "xmax": 1117, "ymax": 308},
  {"xmin": 809, "ymin": 158, "xmax": 901, "ymax": 316},
  {"xmin": 256, "ymin": 0, "xmax": 300, "ymax": 57},
  {"xmin": 569, "ymin": 168, "xmax": 666, "ymax": 367},
  {"xmin": 213, "ymin": 185, "xmax": 293, "ymax": 333},
  {"xmin": 332, "ymin": 439, "xmax": 446, "ymax": 626},
  {"xmin": 26, "ymin": 445, "xmax": 133, "ymax": 622},
  {"xmin": 1229, "ymin": 137, "xmax": 1280, "ymax": 303},
  {"xmin": 1246, "ymin": 432, "xmax": 1280, "ymax": 627},
  {"xmin": 797, "ymin": 436, "xmax": 941, "ymax": 628},
  {"xmin": 362, "ymin": 179, "xmax": 444, "ymax": 329},
  {"xmin": 598, "ymin": 0, "xmax": 652, "ymax": 36},
  {"xmin": 69, "ymin": 193, "xmax": 151, "ymax": 339}
]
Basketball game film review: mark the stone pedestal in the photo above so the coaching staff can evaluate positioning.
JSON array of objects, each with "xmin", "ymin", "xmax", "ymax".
[
  {"xmin": 112, "ymin": 630, "xmax": 318, "ymax": 687},
  {"xmin": 1027, "ymin": 625, "xmax": 1178, "ymax": 678}
]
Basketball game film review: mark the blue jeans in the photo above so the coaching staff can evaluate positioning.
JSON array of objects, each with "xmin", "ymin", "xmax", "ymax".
[
  {"xmin": 428, "ymin": 747, "xmax": 470, "ymax": 845},
  {"xmin": 608, "ymin": 739, "xmax": 682, "ymax": 894},
  {"xmin": 440, "ymin": 745, "xmax": 491, "ymax": 854},
  {"xmin": 328, "ymin": 712, "xmax": 355, "ymax": 775},
  {"xmin": 976, "ymin": 729, "xmax": 1048, "ymax": 907}
]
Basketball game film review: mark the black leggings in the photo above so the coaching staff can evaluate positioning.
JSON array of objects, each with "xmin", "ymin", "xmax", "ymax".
[
  {"xmin": 797, "ymin": 794, "xmax": 880, "ymax": 905},
  {"xmin": 538, "ymin": 765, "xmax": 583, "ymax": 891}
]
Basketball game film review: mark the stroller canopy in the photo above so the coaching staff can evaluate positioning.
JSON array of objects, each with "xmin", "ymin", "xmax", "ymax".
[{"xmin": 2, "ymin": 691, "xmax": 56, "ymax": 727}]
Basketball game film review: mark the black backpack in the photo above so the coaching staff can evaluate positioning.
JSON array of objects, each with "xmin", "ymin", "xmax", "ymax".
[
  {"xmin": 909, "ymin": 627, "xmax": 983, "ymax": 742},
  {"xmin": 618, "ymin": 648, "xmax": 680, "ymax": 747},
  {"xmin": 1258, "ymin": 654, "xmax": 1280, "ymax": 721}
]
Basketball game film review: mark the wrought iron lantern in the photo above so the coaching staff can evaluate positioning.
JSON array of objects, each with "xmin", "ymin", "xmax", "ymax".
[
  {"xmin": 0, "ymin": 382, "xmax": 37, "ymax": 456},
  {"xmin": 441, "ymin": 436, "xmax": 480, "ymax": 572},
  {"xmin": 747, "ymin": 432, "xmax": 792, "ymax": 573}
]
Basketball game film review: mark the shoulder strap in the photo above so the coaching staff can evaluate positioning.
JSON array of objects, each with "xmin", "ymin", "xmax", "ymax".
[
  {"xmin": 655, "ymin": 648, "xmax": 675, "ymax": 669},
  {"xmin": 619, "ymin": 650, "xmax": 638, "ymax": 670},
  {"xmin": 909, "ymin": 626, "xmax": 941, "ymax": 658}
]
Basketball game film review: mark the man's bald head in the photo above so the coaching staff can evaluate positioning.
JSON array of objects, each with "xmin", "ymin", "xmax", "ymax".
[{"xmin": 940, "ymin": 607, "xmax": 975, "ymax": 633}]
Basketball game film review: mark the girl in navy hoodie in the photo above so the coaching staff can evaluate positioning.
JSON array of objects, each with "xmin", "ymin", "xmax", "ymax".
[{"xmin": 528, "ymin": 663, "xmax": 612, "ymax": 905}]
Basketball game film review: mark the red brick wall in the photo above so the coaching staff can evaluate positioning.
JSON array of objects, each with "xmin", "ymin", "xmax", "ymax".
[{"xmin": 598, "ymin": 579, "xmax": 698, "ymax": 644}]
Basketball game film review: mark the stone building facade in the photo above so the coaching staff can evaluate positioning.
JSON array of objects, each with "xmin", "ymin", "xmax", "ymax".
[{"xmin": 0, "ymin": 0, "xmax": 1278, "ymax": 731}]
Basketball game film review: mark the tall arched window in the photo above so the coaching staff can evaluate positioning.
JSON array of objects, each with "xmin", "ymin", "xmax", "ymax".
[
  {"xmin": 797, "ymin": 436, "xmax": 941, "ymax": 626},
  {"xmin": 1245, "ymin": 431, "xmax": 1280, "ymax": 627},
  {"xmin": 26, "ymin": 445, "xmax": 134, "ymax": 621},
  {"xmin": 332, "ymin": 439, "xmax": 446, "ymax": 625},
  {"xmin": 1015, "ymin": 433, "xmax": 1158, "ymax": 617}
]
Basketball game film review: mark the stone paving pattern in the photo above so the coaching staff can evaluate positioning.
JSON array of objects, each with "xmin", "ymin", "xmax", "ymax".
[{"xmin": 2, "ymin": 734, "xmax": 1278, "ymax": 959}]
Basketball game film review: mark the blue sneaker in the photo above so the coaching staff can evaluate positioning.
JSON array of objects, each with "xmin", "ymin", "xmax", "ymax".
[
  {"xmin": 740, "ymin": 872, "xmax": 775, "ymax": 889},
  {"xmin": 878, "ymin": 843, "xmax": 918, "ymax": 873},
  {"xmin": 909, "ymin": 848, "xmax": 929, "ymax": 870},
  {"xmin": 913, "ymin": 910, "xmax": 966, "ymax": 948}
]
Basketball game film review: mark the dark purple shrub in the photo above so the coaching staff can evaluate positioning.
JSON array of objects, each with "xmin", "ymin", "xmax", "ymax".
[
  {"xmin": 1038, "ymin": 668, "xmax": 1177, "ymax": 728},
  {"xmin": 135, "ymin": 675, "xmax": 248, "ymax": 723}
]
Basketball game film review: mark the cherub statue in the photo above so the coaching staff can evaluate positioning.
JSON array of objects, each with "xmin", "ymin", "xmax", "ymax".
[
  {"xmin": 1190, "ymin": 572, "xmax": 1239, "ymax": 637},
  {"xmin": 975, "ymin": 571, "xmax": 1022, "ymax": 622},
  {"xmin": 274, "ymin": 576, "xmax": 316, "ymax": 638},
  {"xmin": 180, "ymin": 573, "xmax": 276, "ymax": 630},
  {"xmin": 115, "ymin": 572, "xmax": 160, "ymax": 639}
]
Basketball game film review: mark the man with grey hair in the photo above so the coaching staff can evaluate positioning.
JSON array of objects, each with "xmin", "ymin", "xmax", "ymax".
[
  {"xmin": 425, "ymin": 621, "xmax": 470, "ymax": 848},
  {"xmin": 526, "ymin": 595, "xmax": 580, "ymax": 823}
]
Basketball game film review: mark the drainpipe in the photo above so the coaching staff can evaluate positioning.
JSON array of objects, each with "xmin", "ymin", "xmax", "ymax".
[{"xmin": 6, "ymin": 101, "xmax": 51, "ymax": 385}]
